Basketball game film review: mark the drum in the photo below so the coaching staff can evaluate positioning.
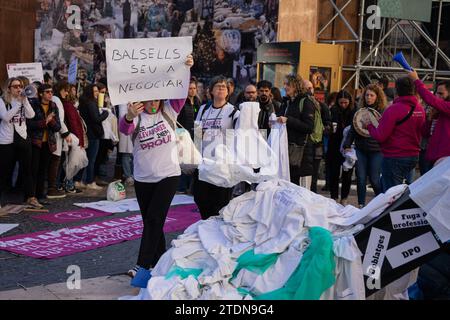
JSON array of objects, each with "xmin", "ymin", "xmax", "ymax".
[{"xmin": 353, "ymin": 107, "xmax": 381, "ymax": 137}]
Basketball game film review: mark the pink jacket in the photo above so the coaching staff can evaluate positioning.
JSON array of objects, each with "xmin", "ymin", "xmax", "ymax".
[
  {"xmin": 415, "ymin": 79, "xmax": 450, "ymax": 163},
  {"xmin": 368, "ymin": 95, "xmax": 425, "ymax": 158},
  {"xmin": 119, "ymin": 99, "xmax": 185, "ymax": 135}
]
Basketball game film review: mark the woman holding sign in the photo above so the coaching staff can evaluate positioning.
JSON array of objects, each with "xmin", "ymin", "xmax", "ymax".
[{"xmin": 119, "ymin": 55, "xmax": 194, "ymax": 288}]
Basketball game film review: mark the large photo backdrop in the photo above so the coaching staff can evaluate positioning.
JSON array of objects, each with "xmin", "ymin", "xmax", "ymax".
[{"xmin": 35, "ymin": 0, "xmax": 278, "ymax": 91}]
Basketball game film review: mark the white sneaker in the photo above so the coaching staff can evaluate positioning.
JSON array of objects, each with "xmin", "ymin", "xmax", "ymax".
[
  {"xmin": 74, "ymin": 181, "xmax": 86, "ymax": 189},
  {"xmin": 86, "ymin": 182, "xmax": 103, "ymax": 190}
]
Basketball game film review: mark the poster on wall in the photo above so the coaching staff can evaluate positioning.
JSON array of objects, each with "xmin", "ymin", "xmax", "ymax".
[
  {"xmin": 309, "ymin": 66, "xmax": 331, "ymax": 103},
  {"xmin": 34, "ymin": 0, "xmax": 279, "ymax": 98}
]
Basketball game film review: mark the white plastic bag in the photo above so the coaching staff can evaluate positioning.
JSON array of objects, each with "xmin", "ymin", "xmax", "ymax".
[
  {"xmin": 176, "ymin": 128, "xmax": 202, "ymax": 173},
  {"xmin": 64, "ymin": 134, "xmax": 88, "ymax": 180},
  {"xmin": 107, "ymin": 180, "xmax": 126, "ymax": 201},
  {"xmin": 267, "ymin": 122, "xmax": 290, "ymax": 181}
]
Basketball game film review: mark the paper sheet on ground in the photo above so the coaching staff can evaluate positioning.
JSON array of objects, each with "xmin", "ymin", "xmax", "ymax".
[
  {"xmin": 74, "ymin": 195, "xmax": 195, "ymax": 213},
  {"xmin": 0, "ymin": 224, "xmax": 19, "ymax": 236}
]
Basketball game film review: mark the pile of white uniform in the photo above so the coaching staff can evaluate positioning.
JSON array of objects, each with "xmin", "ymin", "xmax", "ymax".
[{"xmin": 122, "ymin": 179, "xmax": 409, "ymax": 300}]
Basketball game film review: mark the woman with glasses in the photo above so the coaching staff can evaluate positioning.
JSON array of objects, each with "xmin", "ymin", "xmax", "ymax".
[
  {"xmin": 0, "ymin": 78, "xmax": 39, "ymax": 212},
  {"xmin": 27, "ymin": 84, "xmax": 62, "ymax": 204},
  {"xmin": 193, "ymin": 76, "xmax": 240, "ymax": 220},
  {"xmin": 119, "ymin": 55, "xmax": 194, "ymax": 287}
]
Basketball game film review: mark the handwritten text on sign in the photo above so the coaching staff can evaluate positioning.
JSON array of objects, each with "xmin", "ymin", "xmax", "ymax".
[{"xmin": 106, "ymin": 37, "xmax": 192, "ymax": 105}]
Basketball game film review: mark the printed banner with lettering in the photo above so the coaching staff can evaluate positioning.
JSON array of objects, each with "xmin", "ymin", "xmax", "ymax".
[
  {"xmin": 106, "ymin": 36, "xmax": 193, "ymax": 106},
  {"xmin": 6, "ymin": 63, "xmax": 44, "ymax": 83},
  {"xmin": 0, "ymin": 205, "xmax": 200, "ymax": 259},
  {"xmin": 355, "ymin": 190, "xmax": 446, "ymax": 297}
]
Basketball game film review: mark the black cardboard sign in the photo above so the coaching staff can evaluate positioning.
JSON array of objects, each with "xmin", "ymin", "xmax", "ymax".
[{"xmin": 355, "ymin": 188, "xmax": 447, "ymax": 297}]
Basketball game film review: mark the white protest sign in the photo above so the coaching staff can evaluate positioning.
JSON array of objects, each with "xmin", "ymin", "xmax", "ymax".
[
  {"xmin": 6, "ymin": 62, "xmax": 44, "ymax": 83},
  {"xmin": 106, "ymin": 37, "xmax": 193, "ymax": 106},
  {"xmin": 362, "ymin": 227, "xmax": 391, "ymax": 278}
]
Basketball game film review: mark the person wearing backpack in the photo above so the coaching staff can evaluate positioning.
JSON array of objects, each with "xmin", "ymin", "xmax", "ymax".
[
  {"xmin": 276, "ymin": 74, "xmax": 315, "ymax": 187},
  {"xmin": 364, "ymin": 77, "xmax": 425, "ymax": 192},
  {"xmin": 193, "ymin": 76, "xmax": 240, "ymax": 220},
  {"xmin": 303, "ymin": 80, "xmax": 331, "ymax": 193},
  {"xmin": 343, "ymin": 84, "xmax": 387, "ymax": 207},
  {"xmin": 119, "ymin": 55, "xmax": 194, "ymax": 287},
  {"xmin": 0, "ymin": 78, "xmax": 40, "ymax": 213}
]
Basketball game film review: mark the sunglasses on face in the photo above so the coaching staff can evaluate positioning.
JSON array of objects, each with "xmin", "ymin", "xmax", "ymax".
[
  {"xmin": 10, "ymin": 84, "xmax": 24, "ymax": 89},
  {"xmin": 44, "ymin": 90, "xmax": 53, "ymax": 94}
]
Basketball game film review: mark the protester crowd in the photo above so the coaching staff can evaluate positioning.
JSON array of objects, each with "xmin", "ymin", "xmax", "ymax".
[{"xmin": 1, "ymin": 64, "xmax": 449, "ymax": 294}]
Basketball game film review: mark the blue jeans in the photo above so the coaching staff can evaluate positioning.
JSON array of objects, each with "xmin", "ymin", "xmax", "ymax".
[
  {"xmin": 74, "ymin": 139, "xmax": 100, "ymax": 184},
  {"xmin": 381, "ymin": 156, "xmax": 418, "ymax": 192},
  {"xmin": 121, "ymin": 153, "xmax": 133, "ymax": 178},
  {"xmin": 355, "ymin": 149, "xmax": 382, "ymax": 206}
]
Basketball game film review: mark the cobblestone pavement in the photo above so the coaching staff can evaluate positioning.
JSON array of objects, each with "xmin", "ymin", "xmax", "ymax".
[{"xmin": 0, "ymin": 153, "xmax": 372, "ymax": 292}]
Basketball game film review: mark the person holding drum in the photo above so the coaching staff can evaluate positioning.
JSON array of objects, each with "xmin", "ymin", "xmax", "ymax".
[{"xmin": 343, "ymin": 84, "xmax": 387, "ymax": 208}]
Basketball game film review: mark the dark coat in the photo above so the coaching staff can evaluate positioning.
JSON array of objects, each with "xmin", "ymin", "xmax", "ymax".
[
  {"xmin": 277, "ymin": 94, "xmax": 315, "ymax": 146},
  {"xmin": 178, "ymin": 96, "xmax": 201, "ymax": 138},
  {"xmin": 78, "ymin": 96, "xmax": 108, "ymax": 140},
  {"xmin": 327, "ymin": 105, "xmax": 356, "ymax": 161},
  {"xmin": 27, "ymin": 99, "xmax": 61, "ymax": 152}
]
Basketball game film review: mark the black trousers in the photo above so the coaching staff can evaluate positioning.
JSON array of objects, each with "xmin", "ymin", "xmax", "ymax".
[
  {"xmin": 134, "ymin": 176, "xmax": 179, "ymax": 269},
  {"xmin": 193, "ymin": 170, "xmax": 233, "ymax": 220},
  {"xmin": 328, "ymin": 152, "xmax": 354, "ymax": 200},
  {"xmin": 310, "ymin": 158, "xmax": 321, "ymax": 193},
  {"xmin": 31, "ymin": 142, "xmax": 52, "ymax": 199},
  {"xmin": 0, "ymin": 134, "xmax": 33, "ymax": 203}
]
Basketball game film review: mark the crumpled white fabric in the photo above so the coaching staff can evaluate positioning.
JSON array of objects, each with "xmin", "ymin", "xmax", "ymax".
[
  {"xmin": 120, "ymin": 179, "xmax": 395, "ymax": 300},
  {"xmin": 64, "ymin": 134, "xmax": 88, "ymax": 180},
  {"xmin": 409, "ymin": 157, "xmax": 450, "ymax": 242},
  {"xmin": 101, "ymin": 108, "xmax": 119, "ymax": 143},
  {"xmin": 329, "ymin": 184, "xmax": 407, "ymax": 227},
  {"xmin": 267, "ymin": 122, "xmax": 290, "ymax": 181},
  {"xmin": 198, "ymin": 102, "xmax": 279, "ymax": 187},
  {"xmin": 340, "ymin": 126, "xmax": 357, "ymax": 171}
]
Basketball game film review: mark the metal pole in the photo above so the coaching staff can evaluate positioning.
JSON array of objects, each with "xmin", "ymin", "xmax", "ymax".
[
  {"xmin": 360, "ymin": 20, "xmax": 402, "ymax": 65},
  {"xmin": 318, "ymin": 0, "xmax": 354, "ymax": 37},
  {"xmin": 433, "ymin": 0, "xmax": 443, "ymax": 83},
  {"xmin": 396, "ymin": 24, "xmax": 433, "ymax": 69},
  {"xmin": 355, "ymin": 0, "xmax": 365, "ymax": 90},
  {"xmin": 410, "ymin": 21, "xmax": 450, "ymax": 66},
  {"xmin": 328, "ymin": 0, "xmax": 359, "ymax": 39}
]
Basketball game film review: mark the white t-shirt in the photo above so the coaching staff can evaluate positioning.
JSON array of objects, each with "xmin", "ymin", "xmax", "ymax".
[
  {"xmin": 195, "ymin": 102, "xmax": 239, "ymax": 157},
  {"xmin": 0, "ymin": 97, "xmax": 35, "ymax": 144},
  {"xmin": 132, "ymin": 102, "xmax": 180, "ymax": 183}
]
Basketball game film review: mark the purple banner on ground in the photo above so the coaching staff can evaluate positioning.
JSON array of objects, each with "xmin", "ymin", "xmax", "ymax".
[
  {"xmin": 32, "ymin": 208, "xmax": 112, "ymax": 223},
  {"xmin": 0, "ymin": 205, "xmax": 200, "ymax": 259}
]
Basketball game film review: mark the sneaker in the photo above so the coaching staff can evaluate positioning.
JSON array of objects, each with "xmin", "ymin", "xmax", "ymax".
[
  {"xmin": 130, "ymin": 267, "xmax": 152, "ymax": 288},
  {"xmin": 340, "ymin": 198, "xmax": 348, "ymax": 206},
  {"xmin": 26, "ymin": 197, "xmax": 43, "ymax": 209},
  {"xmin": 86, "ymin": 182, "xmax": 103, "ymax": 190},
  {"xmin": 74, "ymin": 181, "xmax": 86, "ymax": 189},
  {"xmin": 66, "ymin": 186, "xmax": 83, "ymax": 194},
  {"xmin": 127, "ymin": 265, "xmax": 140, "ymax": 278},
  {"xmin": 56, "ymin": 186, "xmax": 64, "ymax": 192},
  {"xmin": 46, "ymin": 188, "xmax": 66, "ymax": 199},
  {"xmin": 358, "ymin": 204, "xmax": 364, "ymax": 209}
]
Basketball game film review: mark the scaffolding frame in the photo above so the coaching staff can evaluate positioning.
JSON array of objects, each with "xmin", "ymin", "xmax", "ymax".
[{"xmin": 318, "ymin": 0, "xmax": 450, "ymax": 90}]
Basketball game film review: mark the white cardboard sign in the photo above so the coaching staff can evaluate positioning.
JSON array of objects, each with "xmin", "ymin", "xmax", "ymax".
[
  {"xmin": 362, "ymin": 227, "xmax": 391, "ymax": 278},
  {"xmin": 105, "ymin": 37, "xmax": 193, "ymax": 106},
  {"xmin": 6, "ymin": 62, "xmax": 44, "ymax": 83},
  {"xmin": 385, "ymin": 232, "xmax": 440, "ymax": 269},
  {"xmin": 390, "ymin": 208, "xmax": 429, "ymax": 230}
]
